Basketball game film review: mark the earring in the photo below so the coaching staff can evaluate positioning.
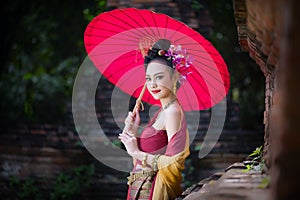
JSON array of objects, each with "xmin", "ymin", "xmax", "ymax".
[{"xmin": 173, "ymin": 82, "xmax": 177, "ymax": 94}]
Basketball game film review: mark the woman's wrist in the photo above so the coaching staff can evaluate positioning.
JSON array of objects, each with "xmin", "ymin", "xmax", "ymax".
[
  {"xmin": 131, "ymin": 130, "xmax": 138, "ymax": 136},
  {"xmin": 131, "ymin": 151, "xmax": 157, "ymax": 169},
  {"xmin": 131, "ymin": 150, "xmax": 144, "ymax": 160},
  {"xmin": 124, "ymin": 128, "xmax": 138, "ymax": 136}
]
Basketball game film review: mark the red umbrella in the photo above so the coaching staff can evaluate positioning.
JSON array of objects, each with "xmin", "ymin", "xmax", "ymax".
[{"xmin": 84, "ymin": 8, "xmax": 230, "ymax": 111}]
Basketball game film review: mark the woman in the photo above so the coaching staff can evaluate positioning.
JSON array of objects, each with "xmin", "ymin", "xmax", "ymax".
[{"xmin": 118, "ymin": 39, "xmax": 190, "ymax": 200}]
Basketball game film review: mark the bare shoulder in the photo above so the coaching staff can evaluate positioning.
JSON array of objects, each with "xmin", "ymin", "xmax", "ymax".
[
  {"xmin": 165, "ymin": 105, "xmax": 182, "ymax": 122},
  {"xmin": 165, "ymin": 104, "xmax": 183, "ymax": 140}
]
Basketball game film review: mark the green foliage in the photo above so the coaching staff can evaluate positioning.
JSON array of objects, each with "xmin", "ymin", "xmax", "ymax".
[
  {"xmin": 7, "ymin": 164, "xmax": 95, "ymax": 200},
  {"xmin": 182, "ymin": 157, "xmax": 196, "ymax": 188},
  {"xmin": 111, "ymin": 139, "xmax": 122, "ymax": 148},
  {"xmin": 83, "ymin": 0, "xmax": 107, "ymax": 21},
  {"xmin": 193, "ymin": 143, "xmax": 202, "ymax": 151},
  {"xmin": 191, "ymin": 0, "xmax": 204, "ymax": 11},
  {"xmin": 0, "ymin": 1, "xmax": 107, "ymax": 124},
  {"xmin": 9, "ymin": 177, "xmax": 42, "ymax": 200},
  {"xmin": 1, "ymin": 0, "xmax": 264, "ymax": 128},
  {"xmin": 248, "ymin": 145, "xmax": 263, "ymax": 158},
  {"xmin": 243, "ymin": 145, "xmax": 265, "ymax": 172},
  {"xmin": 258, "ymin": 175, "xmax": 270, "ymax": 189},
  {"xmin": 1, "ymin": 55, "xmax": 79, "ymax": 122},
  {"xmin": 51, "ymin": 164, "xmax": 95, "ymax": 200}
]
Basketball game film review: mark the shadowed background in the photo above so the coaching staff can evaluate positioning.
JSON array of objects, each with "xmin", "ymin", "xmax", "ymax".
[{"xmin": 0, "ymin": 0, "xmax": 265, "ymax": 199}]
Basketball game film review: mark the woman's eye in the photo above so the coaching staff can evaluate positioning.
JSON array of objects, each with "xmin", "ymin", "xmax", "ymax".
[
  {"xmin": 145, "ymin": 77, "xmax": 151, "ymax": 82},
  {"xmin": 156, "ymin": 76, "xmax": 163, "ymax": 80}
]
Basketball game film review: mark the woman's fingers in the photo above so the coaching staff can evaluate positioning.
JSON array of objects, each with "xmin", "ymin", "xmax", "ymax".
[
  {"xmin": 118, "ymin": 132, "xmax": 136, "ymax": 143},
  {"xmin": 125, "ymin": 111, "xmax": 135, "ymax": 126},
  {"xmin": 118, "ymin": 132, "xmax": 131, "ymax": 141},
  {"xmin": 134, "ymin": 109, "xmax": 140, "ymax": 125},
  {"xmin": 123, "ymin": 111, "xmax": 140, "ymax": 137},
  {"xmin": 118, "ymin": 132, "xmax": 138, "ymax": 157}
]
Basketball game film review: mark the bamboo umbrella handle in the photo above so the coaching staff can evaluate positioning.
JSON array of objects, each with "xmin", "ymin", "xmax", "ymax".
[
  {"xmin": 133, "ymin": 84, "xmax": 147, "ymax": 114},
  {"xmin": 122, "ymin": 84, "xmax": 147, "ymax": 136}
]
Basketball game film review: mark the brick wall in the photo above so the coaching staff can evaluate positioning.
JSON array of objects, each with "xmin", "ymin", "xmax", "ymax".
[
  {"xmin": 233, "ymin": 0, "xmax": 279, "ymax": 168},
  {"xmin": 0, "ymin": 1, "xmax": 266, "ymax": 198},
  {"xmin": 234, "ymin": 0, "xmax": 300, "ymax": 198},
  {"xmin": 270, "ymin": 0, "xmax": 300, "ymax": 199}
]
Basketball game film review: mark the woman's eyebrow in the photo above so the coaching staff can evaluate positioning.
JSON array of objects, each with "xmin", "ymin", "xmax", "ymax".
[{"xmin": 146, "ymin": 72, "xmax": 164, "ymax": 77}]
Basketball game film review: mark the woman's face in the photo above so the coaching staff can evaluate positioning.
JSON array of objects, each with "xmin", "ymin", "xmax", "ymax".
[{"xmin": 145, "ymin": 61, "xmax": 175, "ymax": 100}]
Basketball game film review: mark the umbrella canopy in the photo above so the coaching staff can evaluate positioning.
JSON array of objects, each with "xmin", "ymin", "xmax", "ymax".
[{"xmin": 84, "ymin": 8, "xmax": 230, "ymax": 111}]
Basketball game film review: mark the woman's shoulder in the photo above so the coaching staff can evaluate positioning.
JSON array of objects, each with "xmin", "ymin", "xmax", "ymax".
[
  {"xmin": 164, "ymin": 103, "xmax": 184, "ymax": 137},
  {"xmin": 165, "ymin": 103, "xmax": 183, "ymax": 118}
]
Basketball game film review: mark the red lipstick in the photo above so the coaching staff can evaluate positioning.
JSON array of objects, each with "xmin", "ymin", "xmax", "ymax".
[{"xmin": 152, "ymin": 89, "xmax": 161, "ymax": 94}]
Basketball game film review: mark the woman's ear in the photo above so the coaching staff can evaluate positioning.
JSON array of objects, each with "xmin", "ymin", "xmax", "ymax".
[
  {"xmin": 172, "ymin": 71, "xmax": 181, "ymax": 94},
  {"xmin": 172, "ymin": 71, "xmax": 180, "ymax": 83}
]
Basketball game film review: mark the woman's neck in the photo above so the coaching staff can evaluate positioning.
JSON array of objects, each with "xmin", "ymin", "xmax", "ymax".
[{"xmin": 160, "ymin": 95, "xmax": 177, "ymax": 110}]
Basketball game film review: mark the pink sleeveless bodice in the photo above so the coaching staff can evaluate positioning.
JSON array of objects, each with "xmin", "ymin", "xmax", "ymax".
[{"xmin": 127, "ymin": 108, "xmax": 188, "ymax": 200}]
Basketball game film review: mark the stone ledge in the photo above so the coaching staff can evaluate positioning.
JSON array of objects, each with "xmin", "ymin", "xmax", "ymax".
[{"xmin": 178, "ymin": 162, "xmax": 270, "ymax": 200}]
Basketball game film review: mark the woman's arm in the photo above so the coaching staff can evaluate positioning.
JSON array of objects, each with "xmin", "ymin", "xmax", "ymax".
[
  {"xmin": 118, "ymin": 132, "xmax": 156, "ymax": 167},
  {"xmin": 165, "ymin": 107, "xmax": 182, "ymax": 141},
  {"xmin": 119, "ymin": 107, "xmax": 183, "ymax": 168},
  {"xmin": 123, "ymin": 110, "xmax": 140, "ymax": 136}
]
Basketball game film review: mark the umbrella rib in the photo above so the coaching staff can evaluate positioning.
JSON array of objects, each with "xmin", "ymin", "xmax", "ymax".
[
  {"xmin": 89, "ymin": 52, "xmax": 143, "ymax": 77},
  {"xmin": 150, "ymin": 11, "xmax": 161, "ymax": 38},
  {"xmin": 193, "ymin": 59, "xmax": 228, "ymax": 77},
  {"xmin": 163, "ymin": 17, "xmax": 169, "ymax": 38},
  {"xmin": 124, "ymin": 10, "xmax": 154, "ymax": 37},
  {"xmin": 181, "ymin": 83, "xmax": 203, "ymax": 110},
  {"xmin": 84, "ymin": 8, "xmax": 230, "ymax": 111},
  {"xmin": 188, "ymin": 72, "xmax": 215, "ymax": 105},
  {"xmin": 85, "ymin": 30, "xmax": 142, "ymax": 43},
  {"xmin": 85, "ymin": 25, "xmax": 120, "ymax": 34},
  {"xmin": 91, "ymin": 55, "xmax": 227, "ymax": 107},
  {"xmin": 87, "ymin": 41, "xmax": 138, "ymax": 45},
  {"xmin": 190, "ymin": 56, "xmax": 228, "ymax": 75},
  {"xmin": 172, "ymin": 34, "xmax": 202, "ymax": 44},
  {"xmin": 106, "ymin": 52, "xmax": 140, "ymax": 64},
  {"xmin": 105, "ymin": 13, "xmax": 156, "ymax": 39},
  {"xmin": 183, "ymin": 45, "xmax": 225, "ymax": 56},
  {"xmin": 187, "ymin": 50, "xmax": 228, "ymax": 68},
  {"xmin": 168, "ymin": 23, "xmax": 185, "ymax": 40},
  {"xmin": 90, "ymin": 49, "xmax": 138, "ymax": 56},
  {"xmin": 107, "ymin": 12, "xmax": 146, "ymax": 37},
  {"xmin": 193, "ymin": 59, "xmax": 230, "ymax": 79},
  {"xmin": 86, "ymin": 43, "xmax": 137, "ymax": 48},
  {"xmin": 135, "ymin": 9, "xmax": 159, "ymax": 37},
  {"xmin": 193, "ymin": 64, "xmax": 230, "ymax": 94},
  {"xmin": 106, "ymin": 55, "xmax": 143, "ymax": 80},
  {"xmin": 87, "ymin": 23, "xmax": 131, "ymax": 35},
  {"xmin": 118, "ymin": 65, "xmax": 144, "ymax": 89},
  {"xmin": 189, "ymin": 48, "xmax": 226, "ymax": 58},
  {"xmin": 190, "ymin": 55, "xmax": 227, "ymax": 69},
  {"xmin": 191, "ymin": 69, "xmax": 227, "ymax": 104},
  {"xmin": 94, "ymin": 16, "xmax": 145, "ymax": 39}
]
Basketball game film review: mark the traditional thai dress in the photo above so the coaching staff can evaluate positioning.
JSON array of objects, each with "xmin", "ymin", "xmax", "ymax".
[{"xmin": 127, "ymin": 108, "xmax": 190, "ymax": 200}]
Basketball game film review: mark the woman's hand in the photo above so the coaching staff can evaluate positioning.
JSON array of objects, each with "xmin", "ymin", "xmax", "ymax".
[
  {"xmin": 118, "ymin": 131, "xmax": 139, "ymax": 157},
  {"xmin": 123, "ymin": 109, "xmax": 140, "ymax": 136}
]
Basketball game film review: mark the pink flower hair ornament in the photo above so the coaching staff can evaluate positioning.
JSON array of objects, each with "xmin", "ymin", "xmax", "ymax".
[{"xmin": 159, "ymin": 45, "xmax": 193, "ymax": 83}]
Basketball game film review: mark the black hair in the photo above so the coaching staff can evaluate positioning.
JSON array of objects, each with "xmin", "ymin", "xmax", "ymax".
[
  {"xmin": 144, "ymin": 39, "xmax": 181, "ymax": 90},
  {"xmin": 144, "ymin": 39, "xmax": 173, "ymax": 69}
]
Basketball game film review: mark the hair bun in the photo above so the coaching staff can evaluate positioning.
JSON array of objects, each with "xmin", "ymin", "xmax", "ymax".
[{"xmin": 151, "ymin": 39, "xmax": 171, "ymax": 51}]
